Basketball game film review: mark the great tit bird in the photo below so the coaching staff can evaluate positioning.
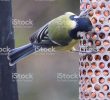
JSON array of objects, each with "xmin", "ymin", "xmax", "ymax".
[{"xmin": 8, "ymin": 11, "xmax": 93, "ymax": 66}]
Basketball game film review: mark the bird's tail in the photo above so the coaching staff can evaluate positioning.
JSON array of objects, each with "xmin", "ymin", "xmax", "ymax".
[{"xmin": 7, "ymin": 43, "xmax": 36, "ymax": 66}]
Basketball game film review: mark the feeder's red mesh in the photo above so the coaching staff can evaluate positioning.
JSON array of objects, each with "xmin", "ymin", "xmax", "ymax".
[{"xmin": 80, "ymin": 0, "xmax": 110, "ymax": 99}]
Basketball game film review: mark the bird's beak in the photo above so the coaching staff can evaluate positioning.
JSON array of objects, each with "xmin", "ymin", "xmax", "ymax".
[{"xmin": 79, "ymin": 7, "xmax": 93, "ymax": 17}]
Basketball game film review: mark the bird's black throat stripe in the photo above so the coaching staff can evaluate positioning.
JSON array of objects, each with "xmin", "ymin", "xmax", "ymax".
[{"xmin": 69, "ymin": 28, "xmax": 81, "ymax": 39}]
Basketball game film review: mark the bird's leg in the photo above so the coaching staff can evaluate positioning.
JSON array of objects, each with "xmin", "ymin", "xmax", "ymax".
[{"xmin": 71, "ymin": 46, "xmax": 76, "ymax": 51}]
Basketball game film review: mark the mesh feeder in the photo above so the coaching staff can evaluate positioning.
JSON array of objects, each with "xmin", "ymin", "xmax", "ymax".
[{"xmin": 80, "ymin": 0, "xmax": 110, "ymax": 99}]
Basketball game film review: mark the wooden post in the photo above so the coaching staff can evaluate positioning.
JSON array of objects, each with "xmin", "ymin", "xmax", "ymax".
[{"xmin": 0, "ymin": 0, "xmax": 18, "ymax": 100}]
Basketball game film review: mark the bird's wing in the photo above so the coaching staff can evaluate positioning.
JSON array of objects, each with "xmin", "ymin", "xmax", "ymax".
[
  {"xmin": 29, "ymin": 23, "xmax": 49, "ymax": 43},
  {"xmin": 29, "ymin": 22, "xmax": 61, "ymax": 46}
]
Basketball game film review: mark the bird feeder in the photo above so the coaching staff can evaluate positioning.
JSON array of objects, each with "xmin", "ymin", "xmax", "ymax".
[{"xmin": 80, "ymin": 0, "xmax": 110, "ymax": 99}]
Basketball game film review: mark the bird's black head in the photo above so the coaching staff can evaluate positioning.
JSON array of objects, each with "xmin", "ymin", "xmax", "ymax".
[{"xmin": 69, "ymin": 15, "xmax": 93, "ymax": 39}]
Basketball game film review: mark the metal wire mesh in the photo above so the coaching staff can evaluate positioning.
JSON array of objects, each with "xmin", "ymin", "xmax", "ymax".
[{"xmin": 80, "ymin": 0, "xmax": 110, "ymax": 99}]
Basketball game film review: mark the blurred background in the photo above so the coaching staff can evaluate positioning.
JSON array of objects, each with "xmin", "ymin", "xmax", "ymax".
[{"xmin": 12, "ymin": 0, "xmax": 80, "ymax": 100}]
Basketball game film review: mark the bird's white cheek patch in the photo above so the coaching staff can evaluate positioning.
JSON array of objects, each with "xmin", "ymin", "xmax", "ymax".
[{"xmin": 71, "ymin": 21, "xmax": 77, "ymax": 29}]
